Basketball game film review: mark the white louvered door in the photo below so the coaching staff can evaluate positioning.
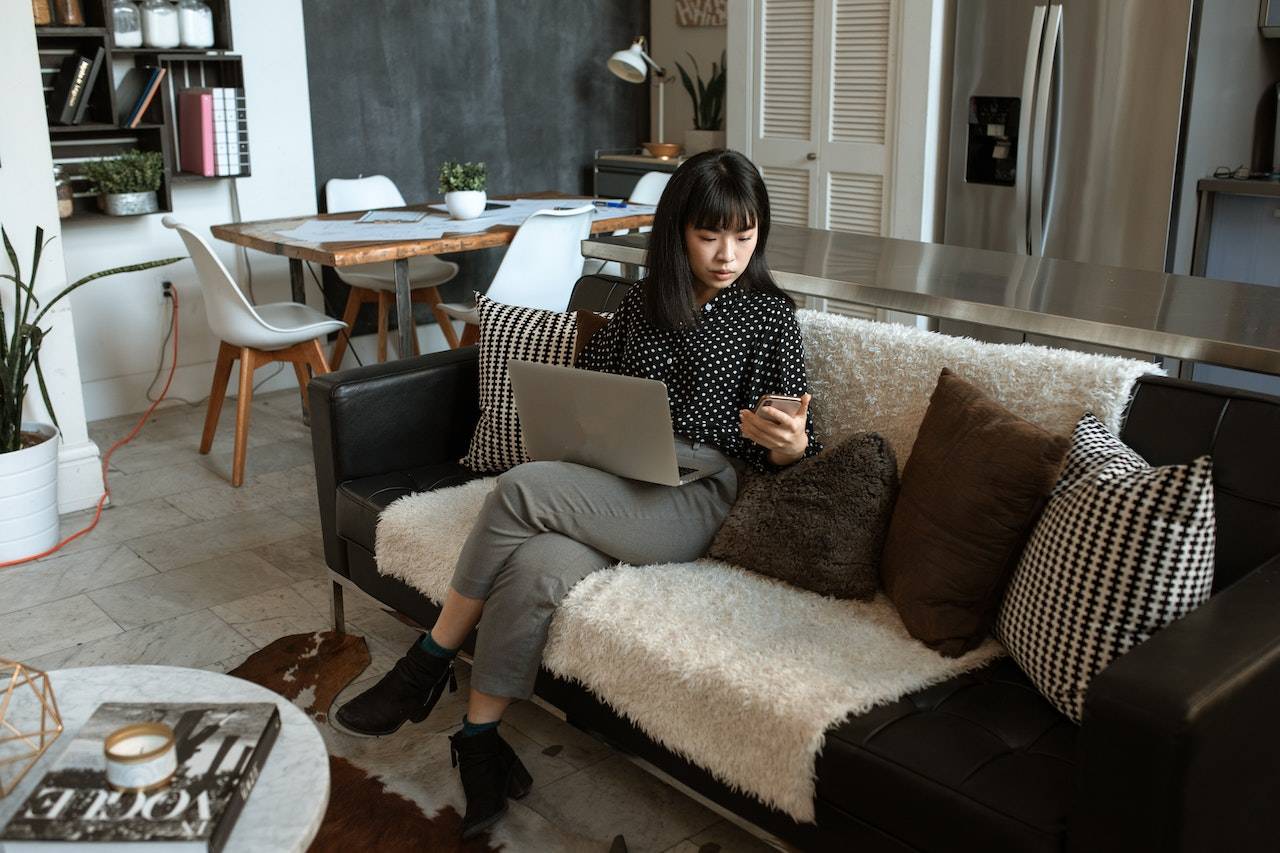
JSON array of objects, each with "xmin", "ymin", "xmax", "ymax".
[
  {"xmin": 746, "ymin": 0, "xmax": 897, "ymax": 318},
  {"xmin": 823, "ymin": 0, "xmax": 893, "ymax": 238},
  {"xmin": 753, "ymin": 0, "xmax": 821, "ymax": 227},
  {"xmin": 750, "ymin": 0, "xmax": 896, "ymax": 236}
]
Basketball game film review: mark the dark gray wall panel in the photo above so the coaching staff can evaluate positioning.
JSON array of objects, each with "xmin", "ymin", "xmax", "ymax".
[{"xmin": 302, "ymin": 0, "xmax": 650, "ymax": 334}]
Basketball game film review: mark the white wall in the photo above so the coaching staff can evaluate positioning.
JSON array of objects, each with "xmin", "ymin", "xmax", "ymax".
[
  {"xmin": 63, "ymin": 0, "xmax": 320, "ymax": 422},
  {"xmin": 1, "ymin": 0, "xmax": 102, "ymax": 512},
  {"xmin": 650, "ymin": 0, "xmax": 729, "ymax": 146}
]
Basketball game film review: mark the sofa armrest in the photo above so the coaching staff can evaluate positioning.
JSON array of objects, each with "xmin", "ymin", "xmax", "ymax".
[
  {"xmin": 1070, "ymin": 553, "xmax": 1280, "ymax": 852},
  {"xmin": 309, "ymin": 346, "xmax": 480, "ymax": 572}
]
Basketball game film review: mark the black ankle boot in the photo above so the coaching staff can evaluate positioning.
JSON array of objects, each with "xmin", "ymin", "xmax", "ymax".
[
  {"xmin": 334, "ymin": 638, "xmax": 457, "ymax": 736},
  {"xmin": 449, "ymin": 727, "xmax": 533, "ymax": 839}
]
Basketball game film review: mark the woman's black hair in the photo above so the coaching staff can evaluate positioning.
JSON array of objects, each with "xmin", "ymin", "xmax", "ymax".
[{"xmin": 642, "ymin": 148, "xmax": 794, "ymax": 330}]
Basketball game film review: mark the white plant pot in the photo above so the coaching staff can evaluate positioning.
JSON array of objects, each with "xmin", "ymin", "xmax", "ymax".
[
  {"xmin": 0, "ymin": 423, "xmax": 60, "ymax": 562},
  {"xmin": 684, "ymin": 129, "xmax": 726, "ymax": 157},
  {"xmin": 445, "ymin": 190, "xmax": 486, "ymax": 220}
]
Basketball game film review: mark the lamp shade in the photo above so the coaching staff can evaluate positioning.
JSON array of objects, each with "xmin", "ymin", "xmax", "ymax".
[{"xmin": 608, "ymin": 40, "xmax": 649, "ymax": 84}]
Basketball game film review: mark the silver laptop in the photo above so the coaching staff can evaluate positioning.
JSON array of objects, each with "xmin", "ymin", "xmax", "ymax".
[{"xmin": 508, "ymin": 360, "xmax": 722, "ymax": 487}]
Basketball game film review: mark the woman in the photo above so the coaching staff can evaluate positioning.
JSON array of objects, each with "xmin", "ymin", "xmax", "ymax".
[{"xmin": 336, "ymin": 149, "xmax": 821, "ymax": 838}]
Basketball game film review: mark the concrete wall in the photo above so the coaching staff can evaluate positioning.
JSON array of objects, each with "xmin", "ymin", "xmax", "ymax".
[
  {"xmin": 62, "ymin": 0, "xmax": 318, "ymax": 422},
  {"xmin": 650, "ymin": 0, "xmax": 729, "ymax": 147},
  {"xmin": 0, "ymin": 0, "xmax": 101, "ymax": 511},
  {"xmin": 302, "ymin": 0, "xmax": 650, "ymax": 338}
]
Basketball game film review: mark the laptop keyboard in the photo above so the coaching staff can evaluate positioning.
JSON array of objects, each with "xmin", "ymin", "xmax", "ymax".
[{"xmin": 678, "ymin": 466, "xmax": 699, "ymax": 477}]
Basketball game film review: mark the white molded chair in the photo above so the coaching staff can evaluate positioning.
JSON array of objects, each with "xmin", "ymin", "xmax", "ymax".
[
  {"xmin": 324, "ymin": 175, "xmax": 462, "ymax": 362},
  {"xmin": 162, "ymin": 216, "xmax": 346, "ymax": 487},
  {"xmin": 589, "ymin": 170, "xmax": 669, "ymax": 277},
  {"xmin": 629, "ymin": 170, "xmax": 671, "ymax": 206},
  {"xmin": 439, "ymin": 205, "xmax": 595, "ymax": 347}
]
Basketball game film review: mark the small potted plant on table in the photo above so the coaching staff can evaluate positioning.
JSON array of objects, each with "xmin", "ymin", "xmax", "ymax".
[
  {"xmin": 0, "ymin": 225, "xmax": 179, "ymax": 560},
  {"xmin": 676, "ymin": 51, "xmax": 727, "ymax": 156},
  {"xmin": 439, "ymin": 160, "xmax": 487, "ymax": 220},
  {"xmin": 81, "ymin": 149, "xmax": 165, "ymax": 216}
]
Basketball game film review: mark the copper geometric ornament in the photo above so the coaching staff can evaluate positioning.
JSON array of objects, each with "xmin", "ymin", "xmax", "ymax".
[{"xmin": 0, "ymin": 659, "xmax": 63, "ymax": 797}]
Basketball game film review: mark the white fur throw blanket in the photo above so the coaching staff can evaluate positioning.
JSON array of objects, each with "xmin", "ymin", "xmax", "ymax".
[
  {"xmin": 376, "ymin": 482, "xmax": 1003, "ymax": 822},
  {"xmin": 374, "ymin": 314, "xmax": 1162, "ymax": 822},
  {"xmin": 796, "ymin": 310, "xmax": 1162, "ymax": 470}
]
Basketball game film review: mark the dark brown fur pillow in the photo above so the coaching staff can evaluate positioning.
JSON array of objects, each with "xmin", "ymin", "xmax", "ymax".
[{"xmin": 708, "ymin": 432, "xmax": 899, "ymax": 600}]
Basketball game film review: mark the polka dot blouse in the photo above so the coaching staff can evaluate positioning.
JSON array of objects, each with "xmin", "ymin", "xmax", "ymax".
[{"xmin": 577, "ymin": 280, "xmax": 822, "ymax": 471}]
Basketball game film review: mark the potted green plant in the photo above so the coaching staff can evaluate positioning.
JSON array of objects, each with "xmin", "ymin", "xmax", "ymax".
[
  {"xmin": 439, "ymin": 160, "xmax": 487, "ymax": 220},
  {"xmin": 0, "ymin": 225, "xmax": 179, "ymax": 560},
  {"xmin": 675, "ymin": 51, "xmax": 727, "ymax": 156},
  {"xmin": 81, "ymin": 149, "xmax": 165, "ymax": 216}
]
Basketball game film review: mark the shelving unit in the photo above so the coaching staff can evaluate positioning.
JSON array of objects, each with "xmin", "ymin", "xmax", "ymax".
[{"xmin": 34, "ymin": 0, "xmax": 249, "ymax": 220}]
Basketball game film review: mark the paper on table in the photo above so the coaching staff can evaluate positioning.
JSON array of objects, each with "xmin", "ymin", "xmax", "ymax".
[
  {"xmin": 275, "ymin": 199, "xmax": 656, "ymax": 243},
  {"xmin": 275, "ymin": 216, "xmax": 497, "ymax": 242},
  {"xmin": 356, "ymin": 209, "xmax": 427, "ymax": 223}
]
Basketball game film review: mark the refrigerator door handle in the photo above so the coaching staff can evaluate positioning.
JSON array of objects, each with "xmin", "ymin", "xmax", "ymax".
[
  {"xmin": 1017, "ymin": 4, "xmax": 1048, "ymax": 255},
  {"xmin": 1030, "ymin": 3, "xmax": 1062, "ymax": 256}
]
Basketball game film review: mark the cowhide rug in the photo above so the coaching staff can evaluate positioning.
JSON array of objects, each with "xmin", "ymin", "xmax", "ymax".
[{"xmin": 229, "ymin": 631, "xmax": 617, "ymax": 852}]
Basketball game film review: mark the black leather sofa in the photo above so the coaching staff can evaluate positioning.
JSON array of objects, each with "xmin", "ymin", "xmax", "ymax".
[{"xmin": 309, "ymin": 276, "xmax": 1280, "ymax": 852}]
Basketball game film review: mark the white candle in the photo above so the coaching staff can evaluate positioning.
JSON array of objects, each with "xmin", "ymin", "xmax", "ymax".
[{"xmin": 104, "ymin": 723, "xmax": 177, "ymax": 792}]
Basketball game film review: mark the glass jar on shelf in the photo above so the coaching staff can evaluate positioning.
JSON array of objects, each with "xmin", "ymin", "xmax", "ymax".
[
  {"xmin": 140, "ymin": 0, "xmax": 180, "ymax": 49},
  {"xmin": 32, "ymin": 0, "xmax": 54, "ymax": 26},
  {"xmin": 177, "ymin": 0, "xmax": 215, "ymax": 49},
  {"xmin": 54, "ymin": 165, "xmax": 74, "ymax": 219},
  {"xmin": 53, "ymin": 0, "xmax": 85, "ymax": 26},
  {"xmin": 112, "ymin": 0, "xmax": 143, "ymax": 48}
]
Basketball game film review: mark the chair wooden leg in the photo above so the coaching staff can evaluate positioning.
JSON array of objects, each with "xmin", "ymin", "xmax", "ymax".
[
  {"xmin": 232, "ymin": 347, "xmax": 257, "ymax": 487},
  {"xmin": 329, "ymin": 287, "xmax": 364, "ymax": 370},
  {"xmin": 460, "ymin": 323, "xmax": 480, "ymax": 348},
  {"xmin": 418, "ymin": 286, "xmax": 461, "ymax": 349},
  {"xmin": 376, "ymin": 292, "xmax": 390, "ymax": 362},
  {"xmin": 200, "ymin": 341, "xmax": 237, "ymax": 454},
  {"xmin": 306, "ymin": 337, "xmax": 331, "ymax": 374},
  {"xmin": 292, "ymin": 359, "xmax": 311, "ymax": 417}
]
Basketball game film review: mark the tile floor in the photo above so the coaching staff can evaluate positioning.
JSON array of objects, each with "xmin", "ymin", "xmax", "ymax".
[{"xmin": 5, "ymin": 390, "xmax": 776, "ymax": 853}]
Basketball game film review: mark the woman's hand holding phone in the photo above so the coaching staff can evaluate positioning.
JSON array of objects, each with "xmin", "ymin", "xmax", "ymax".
[{"xmin": 739, "ymin": 393, "xmax": 812, "ymax": 466}]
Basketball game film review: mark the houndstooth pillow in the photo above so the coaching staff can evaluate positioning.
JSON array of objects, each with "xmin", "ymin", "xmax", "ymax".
[
  {"xmin": 996, "ymin": 413, "xmax": 1216, "ymax": 723},
  {"xmin": 461, "ymin": 295, "xmax": 579, "ymax": 473}
]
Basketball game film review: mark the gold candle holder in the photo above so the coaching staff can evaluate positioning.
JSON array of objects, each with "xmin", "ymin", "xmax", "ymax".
[
  {"xmin": 103, "ymin": 722, "xmax": 177, "ymax": 792},
  {"xmin": 0, "ymin": 659, "xmax": 64, "ymax": 798}
]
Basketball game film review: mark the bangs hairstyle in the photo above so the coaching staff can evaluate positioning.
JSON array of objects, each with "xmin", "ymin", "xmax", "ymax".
[{"xmin": 643, "ymin": 149, "xmax": 794, "ymax": 330}]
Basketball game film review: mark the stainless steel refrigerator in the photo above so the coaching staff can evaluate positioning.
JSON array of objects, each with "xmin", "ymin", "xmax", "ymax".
[
  {"xmin": 941, "ymin": 0, "xmax": 1279, "ymax": 352},
  {"xmin": 945, "ymin": 0, "xmax": 1199, "ymax": 272}
]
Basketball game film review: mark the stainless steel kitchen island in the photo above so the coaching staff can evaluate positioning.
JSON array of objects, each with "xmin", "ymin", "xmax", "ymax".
[{"xmin": 582, "ymin": 224, "xmax": 1280, "ymax": 377}]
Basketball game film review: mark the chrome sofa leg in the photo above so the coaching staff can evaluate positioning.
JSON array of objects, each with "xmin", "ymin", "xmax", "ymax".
[{"xmin": 331, "ymin": 580, "xmax": 346, "ymax": 634}]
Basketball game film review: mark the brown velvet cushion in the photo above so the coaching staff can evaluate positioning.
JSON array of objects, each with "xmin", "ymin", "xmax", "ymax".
[
  {"xmin": 708, "ymin": 432, "xmax": 899, "ymax": 600},
  {"xmin": 573, "ymin": 310, "xmax": 611, "ymax": 361},
  {"xmin": 880, "ymin": 369, "xmax": 1070, "ymax": 657}
]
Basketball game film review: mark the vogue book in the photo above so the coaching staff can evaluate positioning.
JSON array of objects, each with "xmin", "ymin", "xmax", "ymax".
[{"xmin": 0, "ymin": 702, "xmax": 280, "ymax": 852}]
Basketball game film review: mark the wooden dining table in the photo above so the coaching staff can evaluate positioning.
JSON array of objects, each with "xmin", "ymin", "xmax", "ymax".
[{"xmin": 211, "ymin": 191, "xmax": 655, "ymax": 356}]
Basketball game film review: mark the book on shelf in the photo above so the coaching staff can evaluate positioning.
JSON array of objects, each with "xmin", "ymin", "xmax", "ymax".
[
  {"xmin": 179, "ymin": 89, "xmax": 214, "ymax": 177},
  {"xmin": 191, "ymin": 87, "xmax": 248, "ymax": 177},
  {"xmin": 70, "ymin": 45, "xmax": 105, "ymax": 125},
  {"xmin": 116, "ymin": 66, "xmax": 167, "ymax": 129},
  {"xmin": 0, "ymin": 702, "xmax": 281, "ymax": 852},
  {"xmin": 48, "ymin": 52, "xmax": 92, "ymax": 126}
]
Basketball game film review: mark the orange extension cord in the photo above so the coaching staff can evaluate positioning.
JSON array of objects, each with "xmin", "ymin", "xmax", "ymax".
[{"xmin": 0, "ymin": 285, "xmax": 182, "ymax": 569}]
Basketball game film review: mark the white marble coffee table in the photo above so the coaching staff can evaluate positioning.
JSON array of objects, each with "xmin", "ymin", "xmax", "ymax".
[{"xmin": 0, "ymin": 665, "xmax": 329, "ymax": 852}]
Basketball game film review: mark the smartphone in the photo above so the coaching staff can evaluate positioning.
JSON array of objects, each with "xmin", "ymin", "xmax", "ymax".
[{"xmin": 754, "ymin": 394, "xmax": 803, "ymax": 416}]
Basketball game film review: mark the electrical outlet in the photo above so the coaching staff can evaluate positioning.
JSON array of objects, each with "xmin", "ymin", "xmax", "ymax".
[{"xmin": 161, "ymin": 280, "xmax": 173, "ymax": 299}]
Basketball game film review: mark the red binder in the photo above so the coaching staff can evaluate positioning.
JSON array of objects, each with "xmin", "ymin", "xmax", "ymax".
[{"xmin": 178, "ymin": 89, "xmax": 214, "ymax": 177}]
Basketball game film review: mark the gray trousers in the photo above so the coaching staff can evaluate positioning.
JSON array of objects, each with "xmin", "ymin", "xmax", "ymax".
[{"xmin": 450, "ymin": 438, "xmax": 741, "ymax": 699}]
